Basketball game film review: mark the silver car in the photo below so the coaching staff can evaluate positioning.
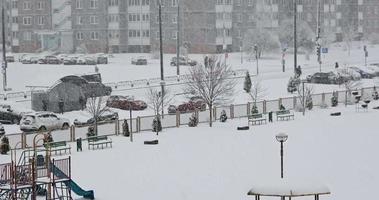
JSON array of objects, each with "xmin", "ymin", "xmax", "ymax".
[{"xmin": 20, "ymin": 112, "xmax": 70, "ymax": 132}]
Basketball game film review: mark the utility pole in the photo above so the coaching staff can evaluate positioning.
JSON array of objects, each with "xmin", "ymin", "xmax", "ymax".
[
  {"xmin": 316, "ymin": 0, "xmax": 322, "ymax": 72},
  {"xmin": 176, "ymin": 0, "xmax": 180, "ymax": 75},
  {"xmin": 1, "ymin": 6, "xmax": 7, "ymax": 91},
  {"xmin": 159, "ymin": 0, "xmax": 165, "ymax": 117},
  {"xmin": 293, "ymin": 0, "xmax": 297, "ymax": 74}
]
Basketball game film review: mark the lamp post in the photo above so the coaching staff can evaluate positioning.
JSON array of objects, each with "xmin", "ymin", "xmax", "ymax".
[
  {"xmin": 158, "ymin": 0, "xmax": 165, "ymax": 117},
  {"xmin": 254, "ymin": 44, "xmax": 258, "ymax": 75},
  {"xmin": 276, "ymin": 133, "xmax": 288, "ymax": 179},
  {"xmin": 1, "ymin": 5, "xmax": 8, "ymax": 91}
]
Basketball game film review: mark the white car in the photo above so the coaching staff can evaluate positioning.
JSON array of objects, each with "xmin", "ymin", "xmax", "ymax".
[{"xmin": 20, "ymin": 112, "xmax": 70, "ymax": 132}]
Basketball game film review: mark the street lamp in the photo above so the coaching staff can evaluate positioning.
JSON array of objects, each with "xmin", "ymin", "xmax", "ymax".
[
  {"xmin": 254, "ymin": 44, "xmax": 258, "ymax": 75},
  {"xmin": 276, "ymin": 133, "xmax": 288, "ymax": 179}
]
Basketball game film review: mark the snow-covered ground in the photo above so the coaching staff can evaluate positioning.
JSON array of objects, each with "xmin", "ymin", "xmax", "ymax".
[{"xmin": 2, "ymin": 100, "xmax": 379, "ymax": 200}]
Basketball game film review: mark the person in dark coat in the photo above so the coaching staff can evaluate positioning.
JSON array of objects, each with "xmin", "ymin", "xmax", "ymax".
[
  {"xmin": 280, "ymin": 104, "xmax": 286, "ymax": 111},
  {"xmin": 268, "ymin": 111, "xmax": 273, "ymax": 122},
  {"xmin": 335, "ymin": 62, "xmax": 339, "ymax": 69},
  {"xmin": 58, "ymin": 98, "xmax": 64, "ymax": 114},
  {"xmin": 42, "ymin": 99, "xmax": 48, "ymax": 111}
]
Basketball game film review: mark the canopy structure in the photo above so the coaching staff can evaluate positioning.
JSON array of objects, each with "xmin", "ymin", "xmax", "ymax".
[{"xmin": 247, "ymin": 179, "xmax": 331, "ymax": 200}]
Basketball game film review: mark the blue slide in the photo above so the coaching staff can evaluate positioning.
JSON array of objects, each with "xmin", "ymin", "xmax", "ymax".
[{"xmin": 50, "ymin": 163, "xmax": 95, "ymax": 199}]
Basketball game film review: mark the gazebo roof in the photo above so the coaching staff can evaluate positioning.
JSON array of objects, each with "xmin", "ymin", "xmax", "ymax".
[{"xmin": 247, "ymin": 179, "xmax": 331, "ymax": 197}]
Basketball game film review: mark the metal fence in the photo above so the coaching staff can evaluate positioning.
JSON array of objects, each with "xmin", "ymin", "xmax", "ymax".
[{"xmin": 7, "ymin": 86, "xmax": 378, "ymax": 150}]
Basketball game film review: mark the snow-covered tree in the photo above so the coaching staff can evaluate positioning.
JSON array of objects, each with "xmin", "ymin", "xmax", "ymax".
[
  {"xmin": 146, "ymin": 87, "xmax": 171, "ymax": 116},
  {"xmin": 244, "ymin": 27, "xmax": 280, "ymax": 57},
  {"xmin": 331, "ymin": 91, "xmax": 338, "ymax": 107},
  {"xmin": 86, "ymin": 96, "xmax": 110, "ymax": 135},
  {"xmin": 296, "ymin": 85, "xmax": 314, "ymax": 112},
  {"xmin": 183, "ymin": 56, "xmax": 236, "ymax": 127},
  {"xmin": 0, "ymin": 136, "xmax": 10, "ymax": 155},
  {"xmin": 341, "ymin": 24, "xmax": 357, "ymax": 56},
  {"xmin": 188, "ymin": 113, "xmax": 198, "ymax": 127},
  {"xmin": 245, "ymin": 78, "xmax": 266, "ymax": 113},
  {"xmin": 278, "ymin": 19, "xmax": 315, "ymax": 55},
  {"xmin": 152, "ymin": 115, "xmax": 162, "ymax": 135}
]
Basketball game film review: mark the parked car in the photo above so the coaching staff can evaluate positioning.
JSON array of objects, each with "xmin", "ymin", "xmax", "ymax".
[
  {"xmin": 0, "ymin": 104, "xmax": 22, "ymax": 124},
  {"xmin": 348, "ymin": 66, "xmax": 376, "ymax": 79},
  {"xmin": 106, "ymin": 95, "xmax": 147, "ymax": 110},
  {"xmin": 131, "ymin": 57, "xmax": 147, "ymax": 65},
  {"xmin": 306, "ymin": 72, "xmax": 339, "ymax": 84},
  {"xmin": 74, "ymin": 111, "xmax": 118, "ymax": 126},
  {"xmin": 21, "ymin": 57, "xmax": 38, "ymax": 64},
  {"xmin": 189, "ymin": 96, "xmax": 207, "ymax": 111},
  {"xmin": 20, "ymin": 112, "xmax": 70, "ymax": 132},
  {"xmin": 63, "ymin": 57, "xmax": 77, "ymax": 65},
  {"xmin": 85, "ymin": 57, "xmax": 97, "ymax": 65},
  {"xmin": 170, "ymin": 56, "xmax": 197, "ymax": 66},
  {"xmin": 45, "ymin": 56, "xmax": 61, "ymax": 64},
  {"xmin": 174, "ymin": 100, "xmax": 206, "ymax": 113},
  {"xmin": 96, "ymin": 54, "xmax": 108, "ymax": 64},
  {"xmin": 335, "ymin": 68, "xmax": 361, "ymax": 81},
  {"xmin": 0, "ymin": 123, "xmax": 4, "ymax": 136},
  {"xmin": 167, "ymin": 105, "xmax": 177, "ymax": 114},
  {"xmin": 6, "ymin": 55, "xmax": 15, "ymax": 62}
]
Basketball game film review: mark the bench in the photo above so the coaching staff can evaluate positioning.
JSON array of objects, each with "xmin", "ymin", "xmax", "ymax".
[
  {"xmin": 88, "ymin": 135, "xmax": 112, "ymax": 150},
  {"xmin": 248, "ymin": 113, "xmax": 267, "ymax": 125},
  {"xmin": 46, "ymin": 141, "xmax": 71, "ymax": 156},
  {"xmin": 356, "ymin": 103, "xmax": 368, "ymax": 112},
  {"xmin": 276, "ymin": 110, "xmax": 294, "ymax": 121}
]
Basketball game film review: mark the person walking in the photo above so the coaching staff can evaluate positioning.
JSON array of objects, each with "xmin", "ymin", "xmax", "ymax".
[
  {"xmin": 335, "ymin": 62, "xmax": 339, "ymax": 69},
  {"xmin": 268, "ymin": 111, "xmax": 273, "ymax": 123}
]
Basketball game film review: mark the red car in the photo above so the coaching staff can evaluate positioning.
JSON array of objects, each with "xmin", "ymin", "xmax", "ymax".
[
  {"xmin": 106, "ymin": 95, "xmax": 147, "ymax": 110},
  {"xmin": 170, "ymin": 98, "xmax": 206, "ymax": 113}
]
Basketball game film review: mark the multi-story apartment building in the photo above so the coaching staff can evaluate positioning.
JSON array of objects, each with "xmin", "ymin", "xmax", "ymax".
[{"xmin": 0, "ymin": 0, "xmax": 378, "ymax": 53}]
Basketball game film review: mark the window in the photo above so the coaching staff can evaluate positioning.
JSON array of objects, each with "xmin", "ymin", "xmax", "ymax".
[
  {"xmin": 90, "ymin": 16, "xmax": 98, "ymax": 24},
  {"xmin": 235, "ymin": 0, "xmax": 241, "ymax": 6},
  {"xmin": 172, "ymin": 0, "xmax": 177, "ymax": 7},
  {"xmin": 109, "ymin": 15, "xmax": 119, "ymax": 22},
  {"xmin": 23, "ymin": 1, "xmax": 31, "ymax": 10},
  {"xmin": 142, "ymin": 14, "xmax": 149, "ymax": 21},
  {"xmin": 142, "ymin": 30, "xmax": 149, "ymax": 37},
  {"xmin": 76, "ymin": 32, "xmax": 84, "ymax": 40},
  {"xmin": 76, "ymin": 0, "xmax": 82, "ymax": 9},
  {"xmin": 36, "ymin": 2, "xmax": 45, "ymax": 10},
  {"xmin": 237, "ymin": 14, "xmax": 242, "ymax": 22},
  {"xmin": 172, "ymin": 31, "xmax": 177, "ymax": 39},
  {"xmin": 108, "ymin": 30, "xmax": 120, "ymax": 38},
  {"xmin": 23, "ymin": 32, "xmax": 32, "ymax": 41},
  {"xmin": 91, "ymin": 32, "xmax": 99, "ymax": 40},
  {"xmin": 12, "ymin": 17, "xmax": 18, "ymax": 23},
  {"xmin": 172, "ymin": 16, "xmax": 177, "ymax": 23},
  {"xmin": 23, "ymin": 17, "xmax": 32, "ymax": 25},
  {"xmin": 12, "ymin": 31, "xmax": 18, "ymax": 38},
  {"xmin": 217, "ymin": 0, "xmax": 223, "ymax": 5},
  {"xmin": 109, "ymin": 0, "xmax": 118, "ymax": 6},
  {"xmin": 142, "ymin": 0, "xmax": 149, "ymax": 5},
  {"xmin": 77, "ymin": 16, "xmax": 84, "ymax": 25},
  {"xmin": 90, "ymin": 0, "xmax": 98, "ymax": 9},
  {"xmin": 247, "ymin": 0, "xmax": 253, "ymax": 6},
  {"xmin": 11, "ymin": 1, "xmax": 18, "ymax": 9},
  {"xmin": 37, "ymin": 16, "xmax": 44, "ymax": 25}
]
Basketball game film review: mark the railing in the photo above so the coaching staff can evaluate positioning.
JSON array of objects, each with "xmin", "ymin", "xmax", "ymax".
[{"xmin": 6, "ymin": 86, "xmax": 378, "ymax": 150}]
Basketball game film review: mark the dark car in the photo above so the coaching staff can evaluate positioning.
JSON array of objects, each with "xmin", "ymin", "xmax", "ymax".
[
  {"xmin": 170, "ymin": 56, "xmax": 197, "ymax": 66},
  {"xmin": 175, "ymin": 100, "xmax": 206, "ymax": 113},
  {"xmin": 167, "ymin": 105, "xmax": 177, "ymax": 114},
  {"xmin": 307, "ymin": 72, "xmax": 338, "ymax": 84},
  {"xmin": 106, "ymin": 95, "xmax": 147, "ymax": 110},
  {"xmin": 0, "ymin": 105, "xmax": 22, "ymax": 124},
  {"xmin": 131, "ymin": 57, "xmax": 147, "ymax": 65},
  {"xmin": 74, "ymin": 111, "xmax": 118, "ymax": 126}
]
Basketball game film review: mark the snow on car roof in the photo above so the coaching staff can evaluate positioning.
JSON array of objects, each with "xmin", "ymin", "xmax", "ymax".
[{"xmin": 247, "ymin": 179, "xmax": 330, "ymax": 197}]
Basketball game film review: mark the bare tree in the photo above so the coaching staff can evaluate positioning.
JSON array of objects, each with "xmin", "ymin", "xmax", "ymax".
[
  {"xmin": 86, "ymin": 96, "xmax": 110, "ymax": 135},
  {"xmin": 296, "ymin": 84, "xmax": 314, "ymax": 112},
  {"xmin": 183, "ymin": 56, "xmax": 236, "ymax": 127},
  {"xmin": 146, "ymin": 87, "xmax": 171, "ymax": 116},
  {"xmin": 244, "ymin": 74, "xmax": 267, "ymax": 112}
]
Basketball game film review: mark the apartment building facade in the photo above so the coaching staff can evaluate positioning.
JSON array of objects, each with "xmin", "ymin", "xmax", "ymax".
[{"xmin": 0, "ymin": 0, "xmax": 378, "ymax": 53}]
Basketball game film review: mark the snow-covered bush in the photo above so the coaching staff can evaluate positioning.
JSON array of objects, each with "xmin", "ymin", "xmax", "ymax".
[
  {"xmin": 152, "ymin": 115, "xmax": 162, "ymax": 133},
  {"xmin": 220, "ymin": 110, "xmax": 227, "ymax": 122},
  {"xmin": 122, "ymin": 120, "xmax": 130, "ymax": 137},
  {"xmin": 188, "ymin": 113, "xmax": 198, "ymax": 127},
  {"xmin": 251, "ymin": 104, "xmax": 258, "ymax": 114},
  {"xmin": 331, "ymin": 91, "xmax": 338, "ymax": 107}
]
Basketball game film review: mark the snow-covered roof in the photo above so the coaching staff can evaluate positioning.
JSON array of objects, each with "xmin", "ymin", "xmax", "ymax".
[{"xmin": 247, "ymin": 179, "xmax": 331, "ymax": 197}]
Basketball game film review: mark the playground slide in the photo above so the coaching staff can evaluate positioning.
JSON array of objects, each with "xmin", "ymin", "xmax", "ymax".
[{"xmin": 50, "ymin": 163, "xmax": 95, "ymax": 199}]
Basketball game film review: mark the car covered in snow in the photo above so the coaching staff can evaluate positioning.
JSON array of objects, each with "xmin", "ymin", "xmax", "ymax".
[
  {"xmin": 85, "ymin": 57, "xmax": 97, "ymax": 65},
  {"xmin": 131, "ymin": 57, "xmax": 147, "ymax": 65},
  {"xmin": 0, "ymin": 104, "xmax": 23, "ymax": 125},
  {"xmin": 106, "ymin": 95, "xmax": 147, "ymax": 110},
  {"xmin": 63, "ymin": 57, "xmax": 77, "ymax": 65},
  {"xmin": 169, "ymin": 97, "xmax": 206, "ymax": 114},
  {"xmin": 21, "ymin": 56, "xmax": 39, "ymax": 64},
  {"xmin": 6, "ymin": 55, "xmax": 15, "ymax": 63},
  {"xmin": 20, "ymin": 112, "xmax": 70, "ymax": 132},
  {"xmin": 45, "ymin": 56, "xmax": 61, "ymax": 64},
  {"xmin": 348, "ymin": 66, "xmax": 376, "ymax": 79},
  {"xmin": 170, "ymin": 56, "xmax": 197, "ymax": 66},
  {"xmin": 95, "ymin": 54, "xmax": 109, "ymax": 64},
  {"xmin": 335, "ymin": 68, "xmax": 361, "ymax": 82},
  {"xmin": 167, "ymin": 105, "xmax": 177, "ymax": 114},
  {"xmin": 74, "ymin": 111, "xmax": 118, "ymax": 126}
]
